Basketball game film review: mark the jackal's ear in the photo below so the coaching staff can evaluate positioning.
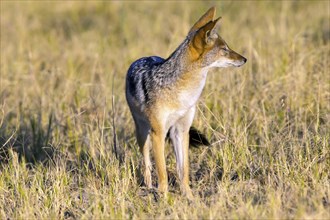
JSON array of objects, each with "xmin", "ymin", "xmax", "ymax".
[
  {"xmin": 192, "ymin": 16, "xmax": 221, "ymax": 51},
  {"xmin": 188, "ymin": 7, "xmax": 216, "ymax": 34}
]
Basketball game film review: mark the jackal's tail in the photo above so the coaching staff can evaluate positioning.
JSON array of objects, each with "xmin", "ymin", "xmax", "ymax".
[
  {"xmin": 166, "ymin": 127, "xmax": 210, "ymax": 147},
  {"xmin": 189, "ymin": 127, "xmax": 210, "ymax": 147}
]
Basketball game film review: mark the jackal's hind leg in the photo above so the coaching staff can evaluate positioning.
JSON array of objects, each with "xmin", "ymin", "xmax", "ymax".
[{"xmin": 136, "ymin": 120, "xmax": 152, "ymax": 189}]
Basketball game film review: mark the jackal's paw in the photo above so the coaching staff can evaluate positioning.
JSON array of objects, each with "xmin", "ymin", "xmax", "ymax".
[
  {"xmin": 144, "ymin": 171, "xmax": 152, "ymax": 189},
  {"xmin": 181, "ymin": 186, "xmax": 194, "ymax": 201},
  {"xmin": 157, "ymin": 182, "xmax": 168, "ymax": 194}
]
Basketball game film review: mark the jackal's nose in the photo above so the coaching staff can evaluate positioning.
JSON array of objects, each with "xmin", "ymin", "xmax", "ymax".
[{"xmin": 242, "ymin": 57, "xmax": 247, "ymax": 63}]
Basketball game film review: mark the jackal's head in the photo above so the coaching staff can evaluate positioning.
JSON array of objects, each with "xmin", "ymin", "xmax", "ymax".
[{"xmin": 187, "ymin": 7, "xmax": 247, "ymax": 68}]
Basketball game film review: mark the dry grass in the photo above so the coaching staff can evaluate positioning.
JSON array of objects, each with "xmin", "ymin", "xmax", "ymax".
[{"xmin": 1, "ymin": 1, "xmax": 329, "ymax": 219}]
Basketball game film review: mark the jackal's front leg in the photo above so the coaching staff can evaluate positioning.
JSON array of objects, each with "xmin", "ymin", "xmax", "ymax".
[
  {"xmin": 181, "ymin": 131, "xmax": 192, "ymax": 198},
  {"xmin": 151, "ymin": 130, "xmax": 168, "ymax": 194},
  {"xmin": 170, "ymin": 128, "xmax": 193, "ymax": 198},
  {"xmin": 170, "ymin": 107, "xmax": 195, "ymax": 199}
]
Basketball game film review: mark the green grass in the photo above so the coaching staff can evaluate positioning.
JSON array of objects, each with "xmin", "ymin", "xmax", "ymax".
[{"xmin": 1, "ymin": 1, "xmax": 329, "ymax": 219}]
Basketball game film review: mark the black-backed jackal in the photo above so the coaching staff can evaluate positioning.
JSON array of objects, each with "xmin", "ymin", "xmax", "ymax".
[{"xmin": 125, "ymin": 7, "xmax": 246, "ymax": 198}]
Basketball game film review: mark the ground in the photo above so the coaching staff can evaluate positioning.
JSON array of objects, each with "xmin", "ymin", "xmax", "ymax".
[{"xmin": 0, "ymin": 1, "xmax": 329, "ymax": 219}]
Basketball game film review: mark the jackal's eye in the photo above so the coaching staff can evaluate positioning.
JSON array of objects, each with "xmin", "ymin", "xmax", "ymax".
[{"xmin": 220, "ymin": 48, "xmax": 229, "ymax": 56}]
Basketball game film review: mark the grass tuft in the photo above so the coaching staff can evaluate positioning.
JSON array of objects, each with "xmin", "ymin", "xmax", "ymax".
[{"xmin": 1, "ymin": 1, "xmax": 329, "ymax": 219}]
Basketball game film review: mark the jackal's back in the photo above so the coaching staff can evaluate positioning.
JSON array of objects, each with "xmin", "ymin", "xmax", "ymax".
[{"xmin": 126, "ymin": 56, "xmax": 165, "ymax": 106}]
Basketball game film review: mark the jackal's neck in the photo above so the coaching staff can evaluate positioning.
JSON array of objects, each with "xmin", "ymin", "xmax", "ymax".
[
  {"xmin": 165, "ymin": 38, "xmax": 190, "ymax": 70},
  {"xmin": 152, "ymin": 38, "xmax": 191, "ymax": 81}
]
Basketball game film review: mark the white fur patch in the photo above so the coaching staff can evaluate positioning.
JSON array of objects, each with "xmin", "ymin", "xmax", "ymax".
[
  {"xmin": 171, "ymin": 129, "xmax": 184, "ymax": 179},
  {"xmin": 178, "ymin": 68, "xmax": 208, "ymax": 107},
  {"xmin": 209, "ymin": 58, "xmax": 245, "ymax": 68}
]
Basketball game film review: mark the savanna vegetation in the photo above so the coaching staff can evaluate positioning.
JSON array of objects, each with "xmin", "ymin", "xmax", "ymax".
[{"xmin": 1, "ymin": 1, "xmax": 329, "ymax": 219}]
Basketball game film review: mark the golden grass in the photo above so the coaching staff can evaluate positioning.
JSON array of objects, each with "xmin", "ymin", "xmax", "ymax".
[{"xmin": 1, "ymin": 1, "xmax": 329, "ymax": 219}]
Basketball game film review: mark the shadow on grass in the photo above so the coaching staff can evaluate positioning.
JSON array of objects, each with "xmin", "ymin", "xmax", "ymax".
[
  {"xmin": 0, "ymin": 110, "xmax": 55, "ymax": 166},
  {"xmin": 0, "ymin": 107, "xmax": 125, "ymax": 174}
]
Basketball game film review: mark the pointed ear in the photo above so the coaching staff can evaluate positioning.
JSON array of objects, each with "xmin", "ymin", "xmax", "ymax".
[
  {"xmin": 188, "ymin": 7, "xmax": 216, "ymax": 34},
  {"xmin": 192, "ymin": 16, "xmax": 221, "ymax": 52}
]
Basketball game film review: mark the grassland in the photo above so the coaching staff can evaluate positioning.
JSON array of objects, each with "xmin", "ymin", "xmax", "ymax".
[{"xmin": 1, "ymin": 1, "xmax": 329, "ymax": 219}]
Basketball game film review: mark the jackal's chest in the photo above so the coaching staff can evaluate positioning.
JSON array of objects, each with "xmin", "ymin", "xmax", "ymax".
[
  {"xmin": 159, "ymin": 72, "xmax": 207, "ymax": 129},
  {"xmin": 162, "ymin": 69, "xmax": 208, "ymax": 121},
  {"xmin": 176, "ymin": 84, "xmax": 205, "ymax": 109},
  {"xmin": 175, "ymin": 69, "xmax": 208, "ymax": 108}
]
